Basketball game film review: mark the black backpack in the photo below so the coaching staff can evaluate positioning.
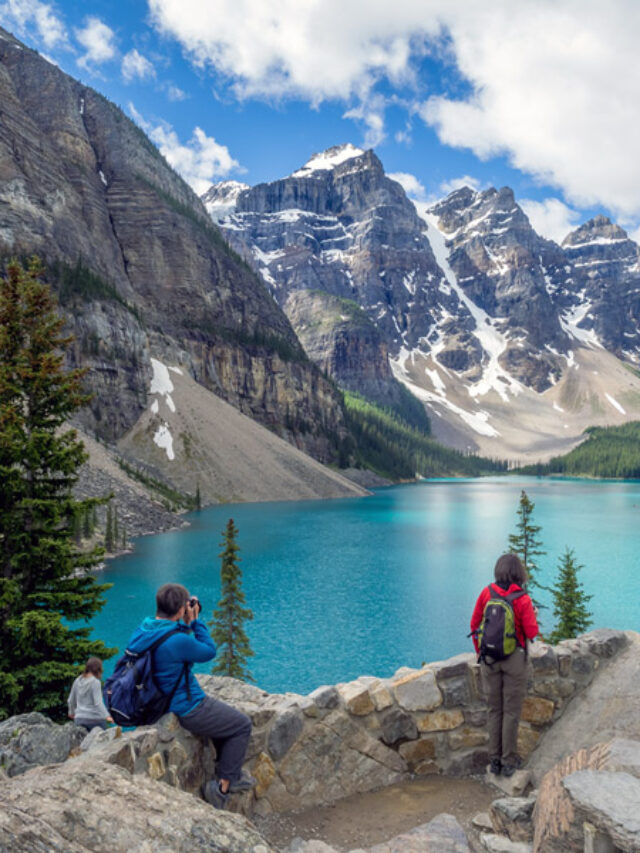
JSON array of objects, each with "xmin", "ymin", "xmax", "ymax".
[
  {"xmin": 473, "ymin": 586, "xmax": 525, "ymax": 663},
  {"xmin": 103, "ymin": 628, "xmax": 189, "ymax": 726}
]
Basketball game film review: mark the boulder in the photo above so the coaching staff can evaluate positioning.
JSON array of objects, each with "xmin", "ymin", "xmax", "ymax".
[
  {"xmin": 267, "ymin": 708, "xmax": 305, "ymax": 761},
  {"xmin": 490, "ymin": 794, "xmax": 537, "ymax": 842},
  {"xmin": 365, "ymin": 813, "xmax": 471, "ymax": 852},
  {"xmin": 392, "ymin": 669, "xmax": 442, "ymax": 712},
  {"xmin": 0, "ymin": 713, "xmax": 86, "ymax": 777},
  {"xmin": 380, "ymin": 708, "xmax": 418, "ymax": 745},
  {"xmin": 0, "ymin": 753, "xmax": 276, "ymax": 852},
  {"xmin": 532, "ymin": 738, "xmax": 640, "ymax": 852},
  {"xmin": 480, "ymin": 834, "xmax": 532, "ymax": 852}
]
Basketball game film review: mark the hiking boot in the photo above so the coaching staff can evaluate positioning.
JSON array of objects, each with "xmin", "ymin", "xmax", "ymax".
[
  {"xmin": 501, "ymin": 755, "xmax": 522, "ymax": 777},
  {"xmin": 203, "ymin": 780, "xmax": 229, "ymax": 810},
  {"xmin": 489, "ymin": 758, "xmax": 502, "ymax": 776},
  {"xmin": 228, "ymin": 770, "xmax": 257, "ymax": 793}
]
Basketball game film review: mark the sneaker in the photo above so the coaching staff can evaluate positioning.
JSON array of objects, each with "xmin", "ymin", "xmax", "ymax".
[
  {"xmin": 489, "ymin": 758, "xmax": 502, "ymax": 775},
  {"xmin": 228, "ymin": 771, "xmax": 257, "ymax": 793},
  {"xmin": 203, "ymin": 780, "xmax": 229, "ymax": 810}
]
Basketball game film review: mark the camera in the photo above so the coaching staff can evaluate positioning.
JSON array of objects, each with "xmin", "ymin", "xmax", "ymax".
[{"xmin": 188, "ymin": 596, "xmax": 201, "ymax": 615}]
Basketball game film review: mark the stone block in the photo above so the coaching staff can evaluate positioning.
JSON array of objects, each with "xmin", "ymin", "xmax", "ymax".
[
  {"xmin": 392, "ymin": 669, "xmax": 442, "ymax": 712},
  {"xmin": 440, "ymin": 675, "xmax": 472, "ymax": 708},
  {"xmin": 308, "ymin": 685, "xmax": 340, "ymax": 710},
  {"xmin": 370, "ymin": 683, "xmax": 394, "ymax": 711},
  {"xmin": 267, "ymin": 709, "xmax": 304, "ymax": 760},
  {"xmin": 555, "ymin": 647, "xmax": 572, "ymax": 677},
  {"xmin": 155, "ymin": 713, "xmax": 181, "ymax": 742},
  {"xmin": 398, "ymin": 737, "xmax": 436, "ymax": 765},
  {"xmin": 581, "ymin": 628, "xmax": 629, "ymax": 658},
  {"xmin": 414, "ymin": 760, "xmax": 439, "ymax": 776},
  {"xmin": 517, "ymin": 724, "xmax": 540, "ymax": 758},
  {"xmin": 479, "ymin": 832, "xmax": 532, "ymax": 851},
  {"xmin": 532, "ymin": 676, "xmax": 576, "ymax": 701},
  {"xmin": 431, "ymin": 652, "xmax": 475, "ymax": 681},
  {"xmin": 367, "ymin": 813, "xmax": 471, "ymax": 853},
  {"xmin": 490, "ymin": 794, "xmax": 536, "ymax": 842},
  {"xmin": 571, "ymin": 650, "xmax": 595, "ymax": 677},
  {"xmin": 146, "ymin": 751, "xmax": 166, "ymax": 780},
  {"xmin": 529, "ymin": 644, "xmax": 557, "ymax": 675},
  {"xmin": 448, "ymin": 726, "xmax": 488, "ymax": 750},
  {"xmin": 348, "ymin": 730, "xmax": 407, "ymax": 773},
  {"xmin": 473, "ymin": 812, "xmax": 494, "ymax": 831},
  {"xmin": 417, "ymin": 708, "xmax": 464, "ymax": 732},
  {"xmin": 521, "ymin": 696, "xmax": 555, "ymax": 726},
  {"xmin": 105, "ymin": 741, "xmax": 136, "ymax": 774},
  {"xmin": 339, "ymin": 682, "xmax": 375, "ymax": 716},
  {"xmin": 464, "ymin": 706, "xmax": 488, "ymax": 727},
  {"xmin": 487, "ymin": 768, "xmax": 532, "ymax": 798},
  {"xmin": 252, "ymin": 751, "xmax": 276, "ymax": 798},
  {"xmin": 446, "ymin": 748, "xmax": 490, "ymax": 776},
  {"xmin": 380, "ymin": 708, "xmax": 418, "ymax": 745},
  {"xmin": 563, "ymin": 769, "xmax": 640, "ymax": 851}
]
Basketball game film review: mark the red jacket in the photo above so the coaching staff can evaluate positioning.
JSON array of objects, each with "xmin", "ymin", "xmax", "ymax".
[{"xmin": 470, "ymin": 583, "xmax": 539, "ymax": 654}]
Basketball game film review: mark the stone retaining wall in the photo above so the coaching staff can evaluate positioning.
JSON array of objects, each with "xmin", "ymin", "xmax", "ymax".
[{"xmin": 86, "ymin": 629, "xmax": 629, "ymax": 817}]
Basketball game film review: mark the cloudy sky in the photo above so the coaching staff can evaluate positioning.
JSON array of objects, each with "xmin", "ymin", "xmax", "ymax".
[{"xmin": 2, "ymin": 0, "xmax": 638, "ymax": 242}]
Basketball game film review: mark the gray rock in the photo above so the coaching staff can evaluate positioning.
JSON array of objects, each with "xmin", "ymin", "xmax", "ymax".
[
  {"xmin": 473, "ymin": 812, "xmax": 495, "ymax": 831},
  {"xmin": 380, "ymin": 708, "xmax": 418, "ymax": 745},
  {"xmin": 366, "ymin": 813, "xmax": 471, "ymax": 852},
  {"xmin": 486, "ymin": 769, "xmax": 532, "ymax": 798},
  {"xmin": 0, "ymin": 752, "xmax": 276, "ymax": 852},
  {"xmin": 490, "ymin": 794, "xmax": 536, "ymax": 842},
  {"xmin": 285, "ymin": 840, "xmax": 339, "ymax": 853},
  {"xmin": 392, "ymin": 669, "xmax": 442, "ymax": 712},
  {"xmin": 308, "ymin": 685, "xmax": 340, "ymax": 710},
  {"xmin": 580, "ymin": 629, "xmax": 629, "ymax": 659},
  {"xmin": 480, "ymin": 833, "xmax": 532, "ymax": 852},
  {"xmin": 563, "ymin": 769, "xmax": 640, "ymax": 850},
  {"xmin": 0, "ymin": 714, "xmax": 85, "ymax": 777},
  {"xmin": 439, "ymin": 675, "xmax": 472, "ymax": 708},
  {"xmin": 80, "ymin": 725, "xmax": 121, "ymax": 752},
  {"xmin": 267, "ymin": 708, "xmax": 305, "ymax": 760}
]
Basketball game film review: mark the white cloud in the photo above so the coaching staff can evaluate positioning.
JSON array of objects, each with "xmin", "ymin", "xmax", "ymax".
[
  {"xmin": 129, "ymin": 103, "xmax": 243, "ymax": 194},
  {"xmin": 166, "ymin": 83, "xmax": 187, "ymax": 101},
  {"xmin": 75, "ymin": 16, "xmax": 116, "ymax": 70},
  {"xmin": 520, "ymin": 197, "xmax": 582, "ymax": 244},
  {"xmin": 148, "ymin": 0, "xmax": 640, "ymax": 219},
  {"xmin": 439, "ymin": 175, "xmax": 481, "ymax": 196},
  {"xmin": 122, "ymin": 48, "xmax": 155, "ymax": 83},
  {"xmin": 388, "ymin": 171, "xmax": 426, "ymax": 200},
  {"xmin": 0, "ymin": 0, "xmax": 67, "ymax": 48}
]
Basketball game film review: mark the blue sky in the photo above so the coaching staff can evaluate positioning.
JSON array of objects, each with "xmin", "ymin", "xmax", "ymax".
[{"xmin": 2, "ymin": 0, "xmax": 639, "ymax": 242}]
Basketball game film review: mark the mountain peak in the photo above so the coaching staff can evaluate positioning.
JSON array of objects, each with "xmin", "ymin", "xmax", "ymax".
[
  {"xmin": 200, "ymin": 180, "xmax": 249, "ymax": 222},
  {"xmin": 290, "ymin": 144, "xmax": 366, "ymax": 178},
  {"xmin": 563, "ymin": 214, "xmax": 629, "ymax": 248}
]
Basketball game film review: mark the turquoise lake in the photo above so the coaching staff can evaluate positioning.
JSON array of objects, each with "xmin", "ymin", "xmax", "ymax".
[{"xmin": 92, "ymin": 477, "xmax": 640, "ymax": 694}]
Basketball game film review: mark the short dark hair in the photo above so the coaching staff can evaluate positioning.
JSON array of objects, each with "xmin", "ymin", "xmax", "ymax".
[
  {"xmin": 156, "ymin": 583, "xmax": 189, "ymax": 618},
  {"xmin": 494, "ymin": 553, "xmax": 527, "ymax": 587},
  {"xmin": 84, "ymin": 657, "xmax": 103, "ymax": 677}
]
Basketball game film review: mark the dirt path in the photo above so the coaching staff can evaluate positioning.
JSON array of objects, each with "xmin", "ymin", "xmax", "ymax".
[{"xmin": 255, "ymin": 774, "xmax": 496, "ymax": 851}]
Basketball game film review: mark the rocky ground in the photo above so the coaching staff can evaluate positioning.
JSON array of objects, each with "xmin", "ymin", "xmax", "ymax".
[{"xmin": 255, "ymin": 774, "xmax": 497, "ymax": 851}]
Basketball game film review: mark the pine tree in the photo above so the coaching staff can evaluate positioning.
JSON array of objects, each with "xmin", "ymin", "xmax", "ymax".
[
  {"xmin": 113, "ymin": 504, "xmax": 119, "ymax": 546},
  {"xmin": 548, "ymin": 548, "xmax": 593, "ymax": 644},
  {"xmin": 0, "ymin": 259, "xmax": 115, "ymax": 720},
  {"xmin": 82, "ymin": 506, "xmax": 91, "ymax": 540},
  {"xmin": 105, "ymin": 503, "xmax": 113, "ymax": 552},
  {"xmin": 208, "ymin": 519, "xmax": 254, "ymax": 682},
  {"xmin": 508, "ymin": 490, "xmax": 547, "ymax": 607},
  {"xmin": 195, "ymin": 482, "xmax": 201, "ymax": 511}
]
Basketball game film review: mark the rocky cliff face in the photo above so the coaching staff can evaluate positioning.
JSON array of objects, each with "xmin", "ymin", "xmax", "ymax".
[
  {"xmin": 0, "ymin": 27, "xmax": 347, "ymax": 475},
  {"xmin": 205, "ymin": 146, "xmax": 640, "ymax": 461}
]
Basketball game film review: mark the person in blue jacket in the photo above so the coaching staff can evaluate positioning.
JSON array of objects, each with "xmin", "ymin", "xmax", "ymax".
[{"xmin": 126, "ymin": 582, "xmax": 255, "ymax": 809}]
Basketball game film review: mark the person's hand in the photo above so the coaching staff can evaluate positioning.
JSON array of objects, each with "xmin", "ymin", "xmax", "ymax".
[
  {"xmin": 184, "ymin": 597, "xmax": 200, "ymax": 624},
  {"xmin": 106, "ymin": 716, "xmax": 114, "ymax": 724},
  {"xmin": 68, "ymin": 713, "xmax": 74, "ymax": 719}
]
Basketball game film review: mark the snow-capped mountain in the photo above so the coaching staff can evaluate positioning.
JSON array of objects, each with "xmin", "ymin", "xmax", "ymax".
[{"xmin": 203, "ymin": 145, "xmax": 640, "ymax": 461}]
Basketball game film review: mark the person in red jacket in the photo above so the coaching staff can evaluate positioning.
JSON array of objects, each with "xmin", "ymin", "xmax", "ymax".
[{"xmin": 470, "ymin": 553, "xmax": 539, "ymax": 777}]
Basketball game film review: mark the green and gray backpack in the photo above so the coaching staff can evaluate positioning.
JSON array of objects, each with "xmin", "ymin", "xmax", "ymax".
[{"xmin": 475, "ymin": 586, "xmax": 525, "ymax": 663}]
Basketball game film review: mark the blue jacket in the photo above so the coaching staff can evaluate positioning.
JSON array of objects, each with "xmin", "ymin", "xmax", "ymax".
[{"xmin": 126, "ymin": 617, "xmax": 216, "ymax": 716}]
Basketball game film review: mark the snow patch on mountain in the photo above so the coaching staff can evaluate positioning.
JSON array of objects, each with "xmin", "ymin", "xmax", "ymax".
[
  {"xmin": 291, "ymin": 144, "xmax": 365, "ymax": 178},
  {"xmin": 150, "ymin": 358, "xmax": 177, "ymax": 413},
  {"xmin": 153, "ymin": 423, "xmax": 175, "ymax": 460},
  {"xmin": 418, "ymin": 207, "xmax": 522, "ymax": 403}
]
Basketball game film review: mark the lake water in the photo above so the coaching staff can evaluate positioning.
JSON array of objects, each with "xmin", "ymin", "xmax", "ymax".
[{"xmin": 92, "ymin": 476, "xmax": 640, "ymax": 694}]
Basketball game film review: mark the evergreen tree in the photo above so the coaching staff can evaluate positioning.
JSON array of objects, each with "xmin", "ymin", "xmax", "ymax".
[
  {"xmin": 508, "ymin": 490, "xmax": 547, "ymax": 607},
  {"xmin": 82, "ymin": 506, "xmax": 91, "ymax": 540},
  {"xmin": 548, "ymin": 548, "xmax": 593, "ymax": 644},
  {"xmin": 195, "ymin": 482, "xmax": 201, "ymax": 511},
  {"xmin": 113, "ymin": 504, "xmax": 119, "ymax": 546},
  {"xmin": 105, "ymin": 503, "xmax": 113, "ymax": 552},
  {"xmin": 208, "ymin": 519, "xmax": 254, "ymax": 681},
  {"xmin": 0, "ymin": 259, "xmax": 115, "ymax": 720}
]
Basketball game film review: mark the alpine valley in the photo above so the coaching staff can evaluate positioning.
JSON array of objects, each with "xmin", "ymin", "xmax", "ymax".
[{"xmin": 2, "ymin": 25, "xmax": 640, "ymax": 533}]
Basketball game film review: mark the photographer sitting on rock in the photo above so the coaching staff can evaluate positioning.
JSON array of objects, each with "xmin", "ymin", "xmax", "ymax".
[{"xmin": 125, "ymin": 582, "xmax": 255, "ymax": 809}]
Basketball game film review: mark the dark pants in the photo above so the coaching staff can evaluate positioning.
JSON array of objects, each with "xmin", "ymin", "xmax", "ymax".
[
  {"xmin": 179, "ymin": 696, "xmax": 252, "ymax": 783},
  {"xmin": 481, "ymin": 646, "xmax": 529, "ymax": 764},
  {"xmin": 75, "ymin": 719, "xmax": 107, "ymax": 731}
]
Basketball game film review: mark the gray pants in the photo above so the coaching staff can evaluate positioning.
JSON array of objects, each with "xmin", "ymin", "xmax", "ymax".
[
  {"xmin": 179, "ymin": 696, "xmax": 252, "ymax": 783},
  {"xmin": 481, "ymin": 647, "xmax": 528, "ymax": 764}
]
